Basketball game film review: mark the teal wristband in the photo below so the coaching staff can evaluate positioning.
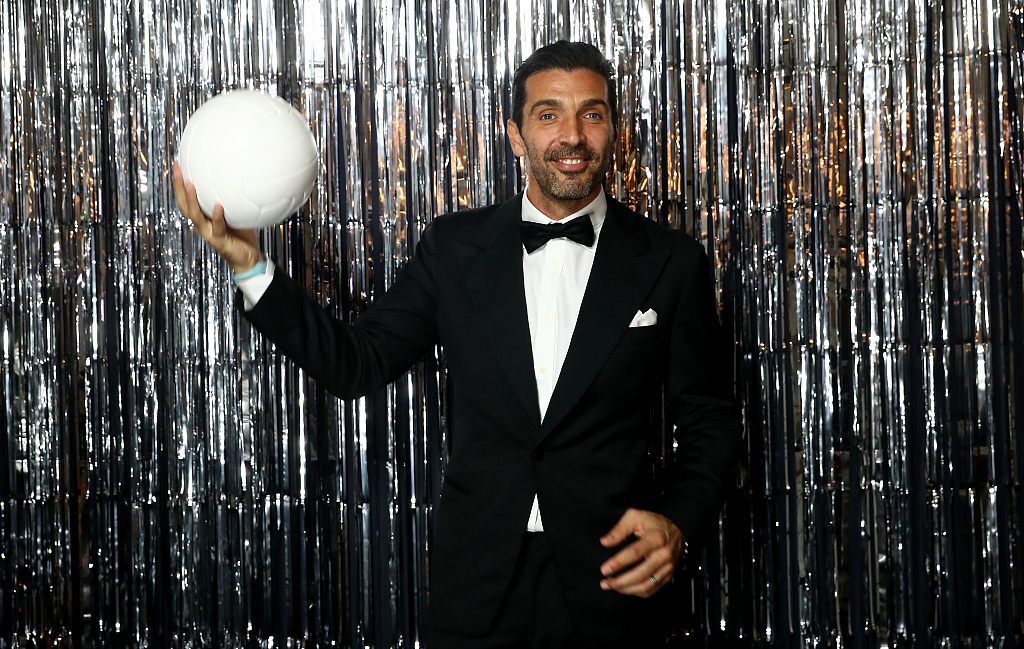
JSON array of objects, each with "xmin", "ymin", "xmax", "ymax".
[{"xmin": 233, "ymin": 260, "xmax": 267, "ymax": 281}]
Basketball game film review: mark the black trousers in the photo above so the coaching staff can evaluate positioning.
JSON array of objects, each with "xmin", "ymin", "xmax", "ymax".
[{"xmin": 429, "ymin": 533, "xmax": 664, "ymax": 649}]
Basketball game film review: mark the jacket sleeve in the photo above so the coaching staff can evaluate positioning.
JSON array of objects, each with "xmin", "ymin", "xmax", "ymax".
[
  {"xmin": 239, "ymin": 221, "xmax": 442, "ymax": 400},
  {"xmin": 658, "ymin": 244, "xmax": 744, "ymax": 549}
]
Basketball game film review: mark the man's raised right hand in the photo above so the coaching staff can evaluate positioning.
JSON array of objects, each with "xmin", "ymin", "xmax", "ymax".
[{"xmin": 172, "ymin": 162, "xmax": 263, "ymax": 274}]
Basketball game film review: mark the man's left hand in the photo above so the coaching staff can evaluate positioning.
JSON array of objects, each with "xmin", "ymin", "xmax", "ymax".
[{"xmin": 599, "ymin": 508, "xmax": 687, "ymax": 598}]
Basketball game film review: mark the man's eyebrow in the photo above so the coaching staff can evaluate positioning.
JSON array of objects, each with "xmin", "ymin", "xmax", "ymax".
[
  {"xmin": 528, "ymin": 97, "xmax": 610, "ymax": 113},
  {"xmin": 528, "ymin": 98, "xmax": 564, "ymax": 113},
  {"xmin": 580, "ymin": 98, "xmax": 610, "ymax": 110}
]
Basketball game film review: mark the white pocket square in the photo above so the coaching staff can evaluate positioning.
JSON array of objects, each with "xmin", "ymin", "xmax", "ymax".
[{"xmin": 628, "ymin": 308, "xmax": 657, "ymax": 327}]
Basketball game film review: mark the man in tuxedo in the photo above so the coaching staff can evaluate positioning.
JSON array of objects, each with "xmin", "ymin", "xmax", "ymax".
[{"xmin": 174, "ymin": 40, "xmax": 742, "ymax": 649}]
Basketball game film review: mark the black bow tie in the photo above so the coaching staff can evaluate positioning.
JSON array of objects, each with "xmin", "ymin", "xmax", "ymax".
[{"xmin": 519, "ymin": 216, "xmax": 595, "ymax": 254}]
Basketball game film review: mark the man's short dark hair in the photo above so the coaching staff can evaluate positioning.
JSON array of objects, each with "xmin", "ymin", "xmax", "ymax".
[{"xmin": 511, "ymin": 40, "xmax": 617, "ymax": 130}]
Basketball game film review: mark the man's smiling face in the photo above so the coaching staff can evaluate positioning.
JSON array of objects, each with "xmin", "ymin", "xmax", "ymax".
[{"xmin": 507, "ymin": 68, "xmax": 617, "ymax": 220}]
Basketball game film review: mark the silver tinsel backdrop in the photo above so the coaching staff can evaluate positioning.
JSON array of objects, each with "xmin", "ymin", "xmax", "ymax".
[{"xmin": 1, "ymin": 0, "xmax": 1023, "ymax": 647}]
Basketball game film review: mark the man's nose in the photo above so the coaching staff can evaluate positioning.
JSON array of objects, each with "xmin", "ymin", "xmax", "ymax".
[{"xmin": 559, "ymin": 117, "xmax": 584, "ymax": 146}]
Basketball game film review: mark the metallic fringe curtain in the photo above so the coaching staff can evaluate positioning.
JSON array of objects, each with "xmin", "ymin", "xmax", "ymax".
[{"xmin": 2, "ymin": 0, "xmax": 1022, "ymax": 647}]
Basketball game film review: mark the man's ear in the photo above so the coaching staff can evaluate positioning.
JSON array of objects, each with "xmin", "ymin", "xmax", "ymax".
[{"xmin": 507, "ymin": 118, "xmax": 527, "ymax": 157}]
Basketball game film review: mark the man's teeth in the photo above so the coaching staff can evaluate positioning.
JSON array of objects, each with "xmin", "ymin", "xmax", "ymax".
[{"xmin": 559, "ymin": 158, "xmax": 584, "ymax": 164}]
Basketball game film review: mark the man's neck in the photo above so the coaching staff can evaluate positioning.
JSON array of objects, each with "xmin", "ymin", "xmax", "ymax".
[
  {"xmin": 521, "ymin": 190, "xmax": 607, "ymax": 231},
  {"xmin": 524, "ymin": 185, "xmax": 603, "ymax": 221}
]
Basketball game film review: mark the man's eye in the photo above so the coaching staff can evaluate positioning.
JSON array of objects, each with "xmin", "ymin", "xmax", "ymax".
[
  {"xmin": 585, "ymin": 112, "xmax": 603, "ymax": 119},
  {"xmin": 539, "ymin": 113, "xmax": 556, "ymax": 120}
]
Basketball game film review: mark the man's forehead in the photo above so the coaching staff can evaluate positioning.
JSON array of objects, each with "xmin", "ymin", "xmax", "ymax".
[{"xmin": 523, "ymin": 68, "xmax": 610, "ymax": 106}]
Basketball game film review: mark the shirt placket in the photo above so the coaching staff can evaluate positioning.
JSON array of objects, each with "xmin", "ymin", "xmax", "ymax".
[{"xmin": 534, "ymin": 238, "xmax": 564, "ymax": 421}]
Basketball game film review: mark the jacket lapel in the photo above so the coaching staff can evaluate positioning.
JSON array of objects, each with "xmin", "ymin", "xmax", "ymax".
[
  {"xmin": 538, "ymin": 201, "xmax": 670, "ymax": 439},
  {"xmin": 455, "ymin": 196, "xmax": 543, "ymax": 427}
]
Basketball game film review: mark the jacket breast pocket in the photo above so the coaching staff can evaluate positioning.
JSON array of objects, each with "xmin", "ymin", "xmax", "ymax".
[{"xmin": 617, "ymin": 324, "xmax": 659, "ymax": 347}]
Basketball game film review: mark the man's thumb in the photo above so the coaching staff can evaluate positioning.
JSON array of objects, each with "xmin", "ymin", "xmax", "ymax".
[{"xmin": 599, "ymin": 509, "xmax": 637, "ymax": 546}]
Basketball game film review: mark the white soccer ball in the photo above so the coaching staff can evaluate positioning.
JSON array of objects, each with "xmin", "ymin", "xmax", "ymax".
[{"xmin": 177, "ymin": 89, "xmax": 318, "ymax": 229}]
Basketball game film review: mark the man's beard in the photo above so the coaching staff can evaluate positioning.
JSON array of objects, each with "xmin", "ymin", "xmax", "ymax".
[{"xmin": 525, "ymin": 142, "xmax": 612, "ymax": 201}]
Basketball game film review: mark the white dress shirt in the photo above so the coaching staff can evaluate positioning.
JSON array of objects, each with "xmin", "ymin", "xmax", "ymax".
[
  {"xmin": 236, "ymin": 191, "xmax": 609, "ymax": 533},
  {"xmin": 519, "ymin": 192, "xmax": 606, "ymax": 530},
  {"xmin": 236, "ymin": 259, "xmax": 275, "ymax": 310}
]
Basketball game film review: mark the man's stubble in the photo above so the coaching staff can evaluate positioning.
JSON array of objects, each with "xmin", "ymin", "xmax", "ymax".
[{"xmin": 524, "ymin": 140, "xmax": 614, "ymax": 203}]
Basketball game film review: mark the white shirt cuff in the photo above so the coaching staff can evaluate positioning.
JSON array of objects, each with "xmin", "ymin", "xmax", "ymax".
[{"xmin": 236, "ymin": 258, "xmax": 275, "ymax": 310}]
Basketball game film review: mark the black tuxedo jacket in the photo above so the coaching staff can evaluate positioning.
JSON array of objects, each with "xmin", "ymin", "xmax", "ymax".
[{"xmin": 242, "ymin": 194, "xmax": 742, "ymax": 639}]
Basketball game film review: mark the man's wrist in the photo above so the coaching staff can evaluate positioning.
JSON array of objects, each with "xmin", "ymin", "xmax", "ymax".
[
  {"xmin": 233, "ymin": 260, "xmax": 268, "ymax": 281},
  {"xmin": 230, "ymin": 249, "xmax": 265, "ymax": 275}
]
